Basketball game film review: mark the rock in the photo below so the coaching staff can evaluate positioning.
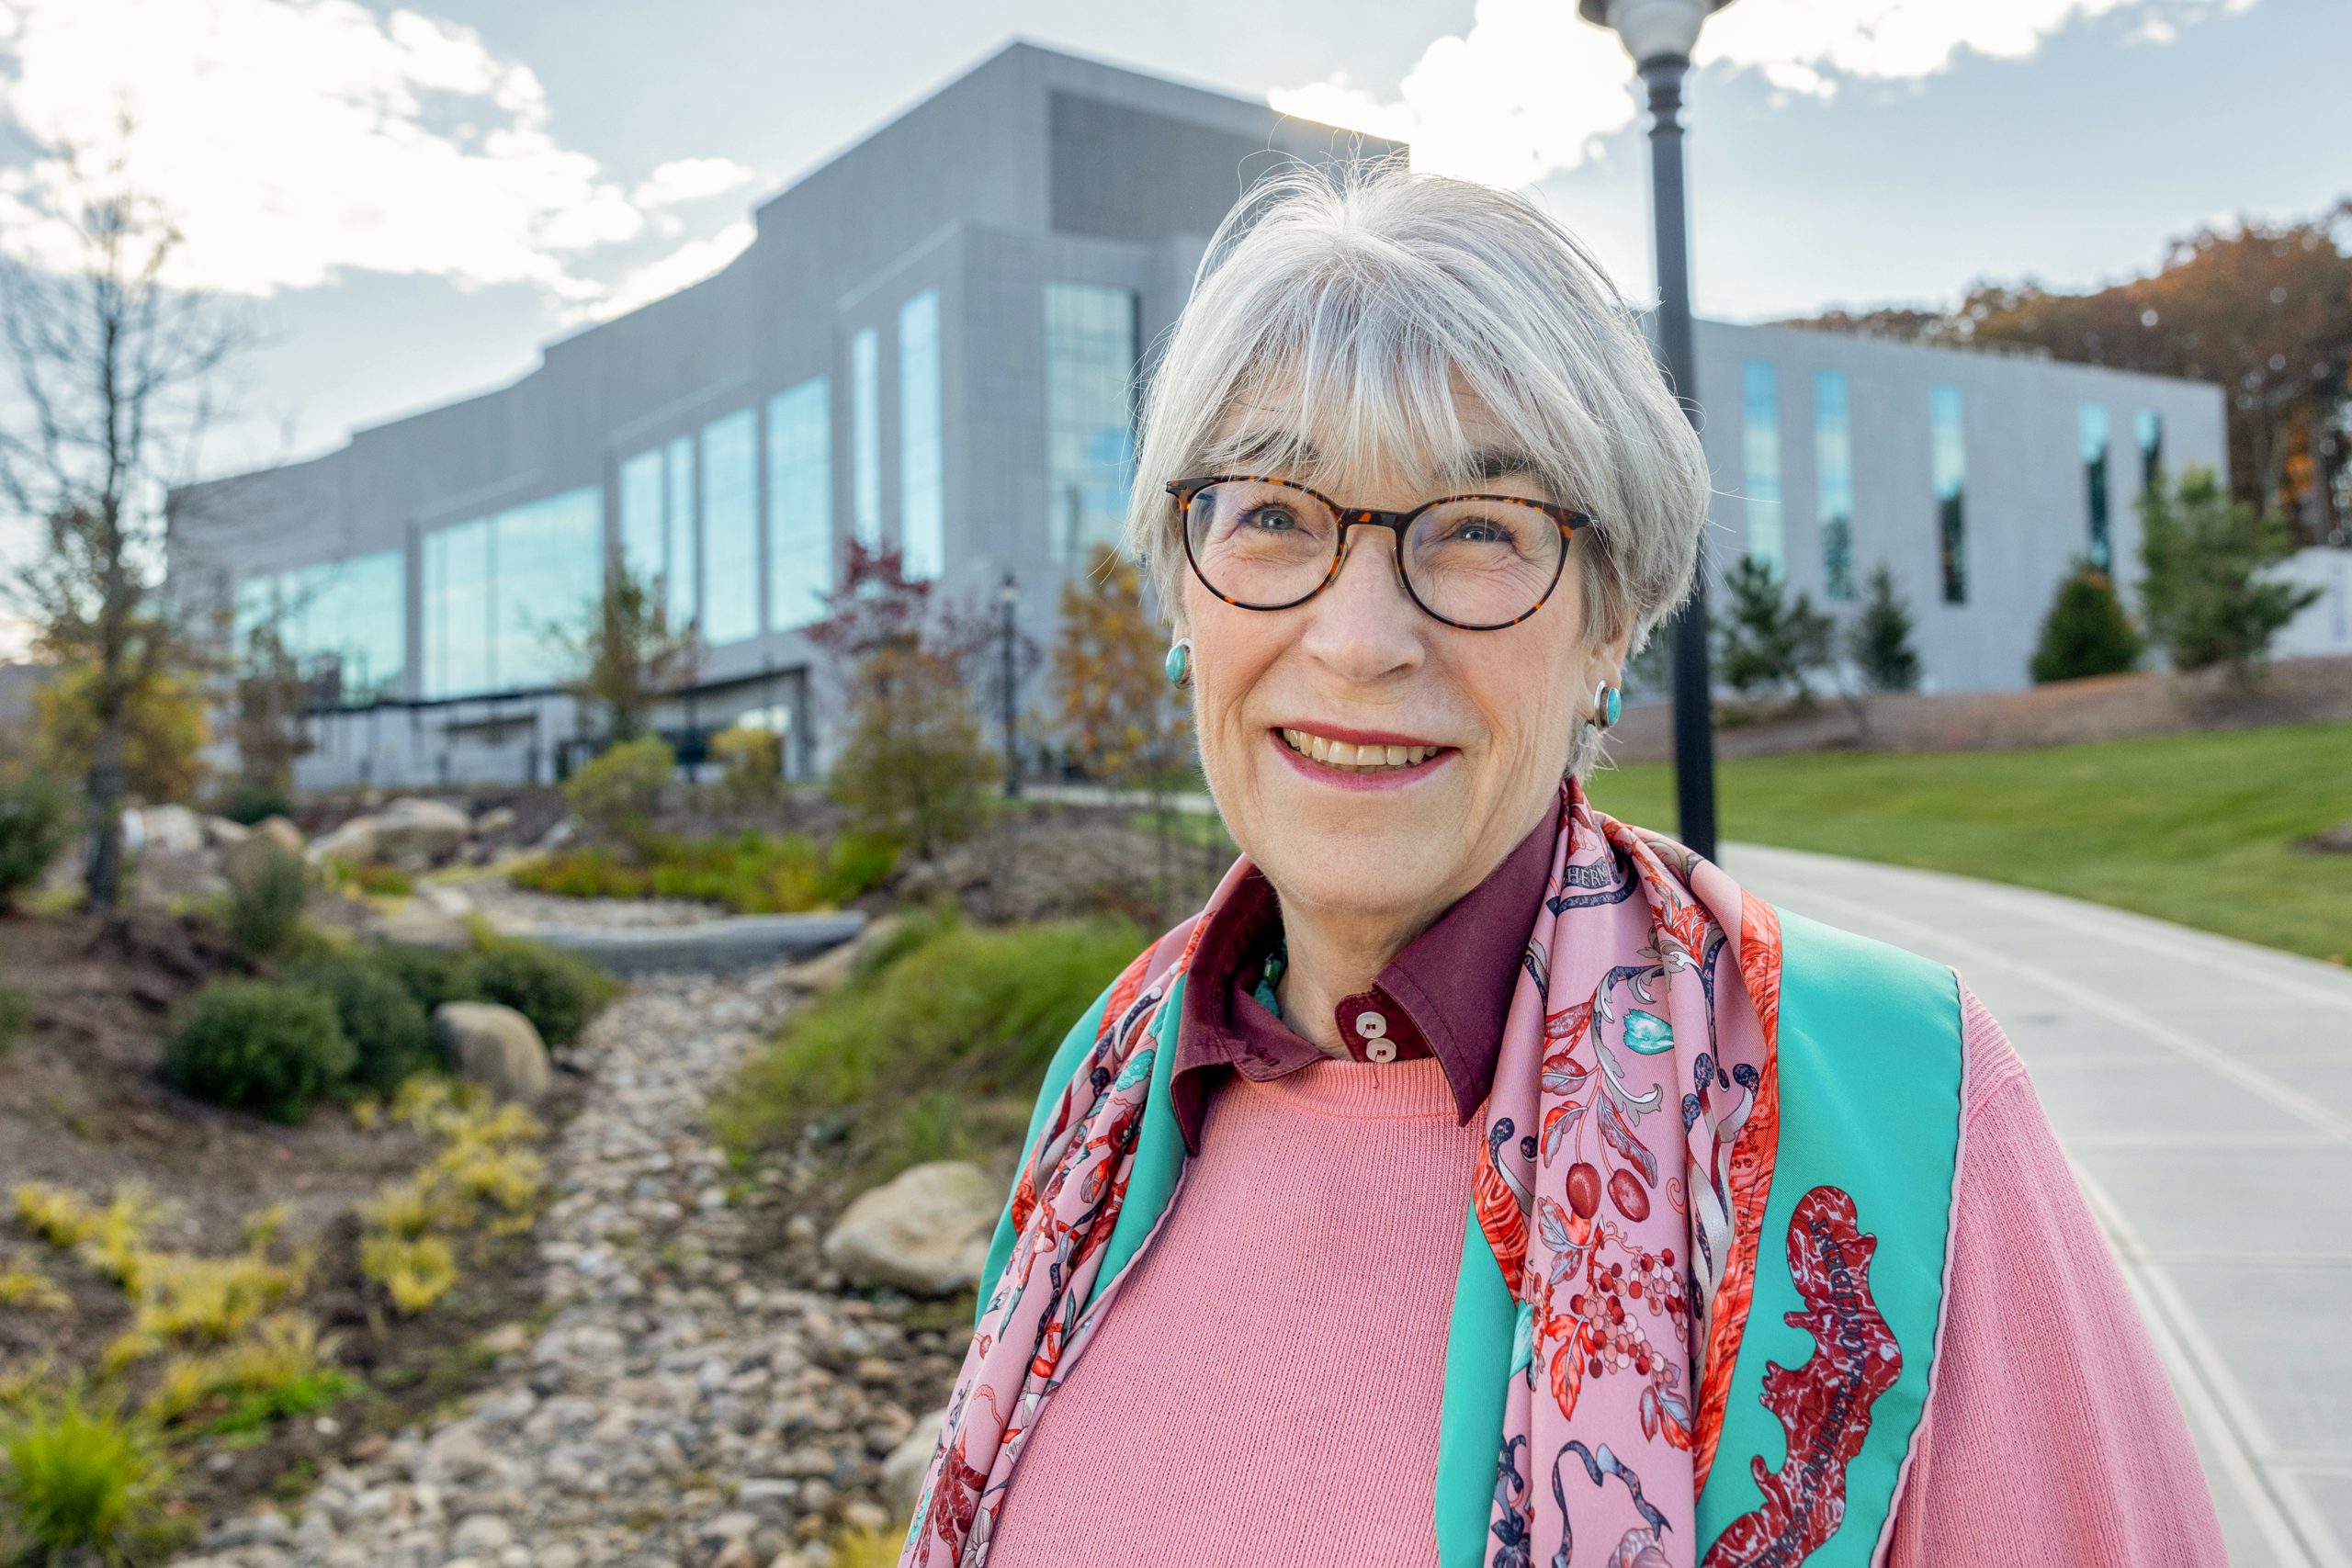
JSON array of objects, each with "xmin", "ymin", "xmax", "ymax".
[
  {"xmin": 373, "ymin": 796, "xmax": 474, "ymax": 868},
  {"xmin": 223, "ymin": 830, "xmax": 303, "ymax": 893},
  {"xmin": 377, "ymin": 898, "xmax": 471, "ymax": 949},
  {"xmin": 779, "ymin": 914, "xmax": 900, "ymax": 998},
  {"xmin": 254, "ymin": 814, "xmax": 304, "ymax": 853},
  {"xmin": 473, "ymin": 806, "xmax": 517, "ymax": 838},
  {"xmin": 881, "ymin": 1411, "xmax": 946, "ymax": 1522},
  {"xmin": 2301, "ymin": 820, "xmax": 2352, "ymax": 854},
  {"xmin": 308, "ymin": 813, "xmax": 381, "ymax": 866},
  {"xmin": 841, "ymin": 1499, "xmax": 891, "ymax": 1533},
  {"xmin": 449, "ymin": 1514, "xmax": 515, "ymax": 1557},
  {"xmin": 821, "ymin": 1161, "xmax": 996, "ymax": 1296},
  {"xmin": 434, "ymin": 1002, "xmax": 552, "ymax": 1101},
  {"xmin": 137, "ymin": 803, "xmax": 208, "ymax": 854},
  {"xmin": 418, "ymin": 883, "xmax": 476, "ymax": 919},
  {"xmin": 477, "ymin": 1323, "xmax": 531, "ymax": 1357},
  {"xmin": 202, "ymin": 815, "xmax": 252, "ymax": 849}
]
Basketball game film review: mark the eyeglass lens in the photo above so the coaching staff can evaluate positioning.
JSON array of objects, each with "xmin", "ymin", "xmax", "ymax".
[{"xmin": 1182, "ymin": 479, "xmax": 1565, "ymax": 626}]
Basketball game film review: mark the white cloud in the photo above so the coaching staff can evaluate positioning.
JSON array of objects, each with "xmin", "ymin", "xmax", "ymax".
[
  {"xmin": 1274, "ymin": 0, "xmax": 2263, "ymax": 183},
  {"xmin": 577, "ymin": 219, "xmax": 754, "ymax": 324},
  {"xmin": 631, "ymin": 156, "xmax": 758, "ymax": 209},
  {"xmin": 0, "ymin": 0, "xmax": 759, "ymax": 314}
]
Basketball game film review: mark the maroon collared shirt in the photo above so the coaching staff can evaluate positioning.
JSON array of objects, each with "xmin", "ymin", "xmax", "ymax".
[{"xmin": 1169, "ymin": 814, "xmax": 1557, "ymax": 1156}]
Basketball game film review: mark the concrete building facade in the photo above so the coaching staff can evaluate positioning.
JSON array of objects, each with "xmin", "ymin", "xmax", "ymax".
[{"xmin": 168, "ymin": 41, "xmax": 2229, "ymax": 792}]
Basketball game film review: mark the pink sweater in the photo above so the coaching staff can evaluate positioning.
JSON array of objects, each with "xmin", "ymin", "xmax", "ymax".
[{"xmin": 987, "ymin": 987, "xmax": 2227, "ymax": 1566}]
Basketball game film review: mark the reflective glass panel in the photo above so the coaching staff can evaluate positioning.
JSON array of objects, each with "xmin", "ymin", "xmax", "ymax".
[
  {"xmin": 665, "ymin": 435, "xmax": 697, "ymax": 626},
  {"xmin": 1045, "ymin": 282, "xmax": 1136, "ymax": 563},
  {"xmin": 2081, "ymin": 403, "xmax": 2112, "ymax": 570},
  {"xmin": 620, "ymin": 447, "xmax": 665, "ymax": 591},
  {"xmin": 851, "ymin": 326, "xmax": 881, "ymax": 549},
  {"xmin": 899, "ymin": 290, "xmax": 944, "ymax": 580},
  {"xmin": 2136, "ymin": 409, "xmax": 2164, "ymax": 492},
  {"xmin": 495, "ymin": 486, "xmax": 604, "ymax": 689},
  {"xmin": 1931, "ymin": 385, "xmax": 1967, "ymax": 604},
  {"xmin": 700, "ymin": 409, "xmax": 760, "ymax": 644},
  {"xmin": 424, "ymin": 517, "xmax": 494, "ymax": 697},
  {"xmin": 767, "ymin": 377, "xmax": 831, "ymax": 632},
  {"xmin": 1740, "ymin": 359, "xmax": 1783, "ymax": 577},
  {"xmin": 1814, "ymin": 370, "xmax": 1855, "ymax": 601}
]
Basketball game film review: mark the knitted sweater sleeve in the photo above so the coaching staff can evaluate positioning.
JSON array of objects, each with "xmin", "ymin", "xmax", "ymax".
[{"xmin": 1881, "ymin": 986, "xmax": 2229, "ymax": 1566}]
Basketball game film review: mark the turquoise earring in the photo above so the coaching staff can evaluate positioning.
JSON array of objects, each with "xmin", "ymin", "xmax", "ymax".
[
  {"xmin": 1593, "ymin": 682, "xmax": 1622, "ymax": 728},
  {"xmin": 1165, "ymin": 639, "xmax": 1192, "ymax": 687}
]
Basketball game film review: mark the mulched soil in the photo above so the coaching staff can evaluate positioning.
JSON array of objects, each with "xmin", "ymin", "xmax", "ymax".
[{"xmin": 0, "ymin": 906, "xmax": 574, "ymax": 1532}]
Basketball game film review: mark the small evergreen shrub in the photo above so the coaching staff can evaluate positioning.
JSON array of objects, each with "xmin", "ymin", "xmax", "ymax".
[
  {"xmin": 563, "ymin": 736, "xmax": 673, "ymax": 851},
  {"xmin": 2030, "ymin": 566, "xmax": 2143, "ymax": 683},
  {"xmin": 289, "ymin": 954, "xmax": 437, "ymax": 1093},
  {"xmin": 216, "ymin": 783, "xmax": 293, "ymax": 828},
  {"xmin": 362, "ymin": 943, "xmax": 484, "ymax": 1015},
  {"xmin": 226, "ymin": 846, "xmax": 309, "ymax": 959},
  {"xmin": 1847, "ymin": 564, "xmax": 1923, "ymax": 694},
  {"xmin": 469, "ymin": 937, "xmax": 618, "ymax": 1051},
  {"xmin": 0, "ymin": 771, "xmax": 74, "ymax": 911},
  {"xmin": 0, "ymin": 1387, "xmax": 179, "ymax": 1562},
  {"xmin": 164, "ymin": 981, "xmax": 354, "ymax": 1123}
]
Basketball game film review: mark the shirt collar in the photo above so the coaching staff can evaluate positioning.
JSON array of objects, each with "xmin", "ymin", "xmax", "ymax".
[{"xmin": 1170, "ymin": 809, "xmax": 1557, "ymax": 1156}]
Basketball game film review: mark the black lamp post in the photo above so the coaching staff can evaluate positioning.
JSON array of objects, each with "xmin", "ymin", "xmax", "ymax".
[
  {"xmin": 998, "ymin": 571, "xmax": 1021, "ymax": 797},
  {"xmin": 1579, "ymin": 0, "xmax": 1733, "ymax": 862}
]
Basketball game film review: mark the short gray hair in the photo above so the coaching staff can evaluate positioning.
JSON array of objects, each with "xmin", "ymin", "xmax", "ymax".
[{"xmin": 1125, "ymin": 156, "xmax": 1712, "ymax": 772}]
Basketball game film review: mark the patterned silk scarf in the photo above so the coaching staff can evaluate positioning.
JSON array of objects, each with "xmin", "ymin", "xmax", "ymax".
[{"xmin": 903, "ymin": 780, "xmax": 1781, "ymax": 1568}]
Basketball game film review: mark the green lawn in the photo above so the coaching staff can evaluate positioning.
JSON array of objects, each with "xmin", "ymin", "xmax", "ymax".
[{"xmin": 1584, "ymin": 722, "xmax": 2352, "ymax": 965}]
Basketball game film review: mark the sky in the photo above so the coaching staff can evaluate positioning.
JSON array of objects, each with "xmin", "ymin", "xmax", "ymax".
[{"xmin": 0, "ymin": 0, "xmax": 2344, "ymax": 488}]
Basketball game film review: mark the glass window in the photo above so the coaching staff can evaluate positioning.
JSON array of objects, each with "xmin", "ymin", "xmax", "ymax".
[
  {"xmin": 424, "ymin": 517, "xmax": 494, "ymax": 698},
  {"xmin": 767, "ymin": 377, "xmax": 831, "ymax": 632},
  {"xmin": 1045, "ymin": 282, "xmax": 1137, "ymax": 563},
  {"xmin": 239, "ymin": 550, "xmax": 407, "ymax": 705},
  {"xmin": 664, "ymin": 435, "xmax": 696, "ymax": 626},
  {"xmin": 899, "ymin": 289, "xmax": 944, "ymax": 580},
  {"xmin": 2080, "ymin": 404, "xmax": 2112, "ymax": 571},
  {"xmin": 1740, "ymin": 359, "xmax": 1783, "ymax": 578},
  {"xmin": 494, "ymin": 486, "xmax": 604, "ymax": 690},
  {"xmin": 424, "ymin": 487, "xmax": 602, "ymax": 697},
  {"xmin": 1930, "ymin": 385, "xmax": 1967, "ymax": 604},
  {"xmin": 619, "ymin": 448, "xmax": 665, "ymax": 591},
  {"xmin": 851, "ymin": 326, "xmax": 881, "ymax": 549},
  {"xmin": 700, "ymin": 409, "xmax": 760, "ymax": 645},
  {"xmin": 2135, "ymin": 409, "xmax": 2164, "ymax": 492},
  {"xmin": 1814, "ymin": 370, "xmax": 1855, "ymax": 601}
]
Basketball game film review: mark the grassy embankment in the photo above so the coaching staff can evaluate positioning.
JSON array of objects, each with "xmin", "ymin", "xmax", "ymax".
[{"xmin": 1587, "ymin": 720, "xmax": 2351, "ymax": 964}]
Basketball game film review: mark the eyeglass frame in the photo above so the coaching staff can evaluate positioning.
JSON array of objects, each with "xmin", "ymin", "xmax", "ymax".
[{"xmin": 1164, "ymin": 473, "xmax": 1597, "ymax": 631}]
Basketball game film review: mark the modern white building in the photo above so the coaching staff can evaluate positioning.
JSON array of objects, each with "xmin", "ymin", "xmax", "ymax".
[{"xmin": 167, "ymin": 41, "xmax": 2230, "ymax": 791}]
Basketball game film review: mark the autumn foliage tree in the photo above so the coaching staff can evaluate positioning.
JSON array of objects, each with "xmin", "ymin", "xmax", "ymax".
[{"xmin": 1781, "ymin": 199, "xmax": 2352, "ymax": 542}]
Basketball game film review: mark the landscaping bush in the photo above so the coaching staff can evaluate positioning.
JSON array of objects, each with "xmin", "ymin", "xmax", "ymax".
[
  {"xmin": 216, "ymin": 782, "xmax": 293, "ymax": 828},
  {"xmin": 716, "ymin": 912, "xmax": 1141, "ymax": 1190},
  {"xmin": 288, "ymin": 953, "xmax": 437, "ymax": 1093},
  {"xmin": 226, "ymin": 845, "xmax": 309, "ymax": 959},
  {"xmin": 164, "ymin": 981, "xmax": 354, "ymax": 1124},
  {"xmin": 470, "ymin": 936, "xmax": 618, "ymax": 1052},
  {"xmin": 0, "ymin": 1387, "xmax": 180, "ymax": 1563},
  {"xmin": 2031, "ymin": 565, "xmax": 2143, "ymax": 683},
  {"xmin": 362, "ymin": 943, "xmax": 484, "ymax": 1016},
  {"xmin": 709, "ymin": 722, "xmax": 784, "ymax": 803},
  {"xmin": 563, "ymin": 735, "xmax": 673, "ymax": 852},
  {"xmin": 0, "ymin": 770, "xmax": 74, "ymax": 911},
  {"xmin": 512, "ymin": 829, "xmax": 899, "ymax": 915}
]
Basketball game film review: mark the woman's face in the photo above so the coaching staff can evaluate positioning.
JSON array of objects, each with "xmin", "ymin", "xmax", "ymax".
[{"xmin": 1183, "ymin": 398, "xmax": 1627, "ymax": 934}]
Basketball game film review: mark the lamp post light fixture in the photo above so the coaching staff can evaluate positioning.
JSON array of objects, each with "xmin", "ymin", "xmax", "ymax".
[
  {"xmin": 999, "ymin": 571, "xmax": 1022, "ymax": 797},
  {"xmin": 1579, "ymin": 0, "xmax": 1734, "ymax": 863}
]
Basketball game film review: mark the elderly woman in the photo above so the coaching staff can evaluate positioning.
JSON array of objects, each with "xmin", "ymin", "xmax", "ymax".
[{"xmin": 903, "ymin": 163, "xmax": 2224, "ymax": 1568}]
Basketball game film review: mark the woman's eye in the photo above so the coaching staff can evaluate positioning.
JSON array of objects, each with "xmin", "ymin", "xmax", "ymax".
[
  {"xmin": 1450, "ymin": 518, "xmax": 1510, "ymax": 545},
  {"xmin": 1243, "ymin": 506, "xmax": 1298, "ymax": 533}
]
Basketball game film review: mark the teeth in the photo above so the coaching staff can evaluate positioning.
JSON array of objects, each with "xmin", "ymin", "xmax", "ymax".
[{"xmin": 1281, "ymin": 728, "xmax": 1437, "ymax": 772}]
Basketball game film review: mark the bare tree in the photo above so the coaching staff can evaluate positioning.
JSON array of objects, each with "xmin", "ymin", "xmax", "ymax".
[{"xmin": 0, "ymin": 134, "xmax": 251, "ymax": 907}]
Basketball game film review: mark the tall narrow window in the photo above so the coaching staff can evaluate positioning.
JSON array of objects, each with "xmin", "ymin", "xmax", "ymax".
[
  {"xmin": 619, "ymin": 448, "xmax": 665, "ymax": 590},
  {"xmin": 899, "ymin": 290, "xmax": 944, "ymax": 580},
  {"xmin": 1814, "ymin": 370, "xmax": 1855, "ymax": 601},
  {"xmin": 1740, "ymin": 359, "xmax": 1783, "ymax": 578},
  {"xmin": 767, "ymin": 378, "xmax": 831, "ymax": 632},
  {"xmin": 1044, "ymin": 282, "xmax": 1137, "ymax": 563},
  {"xmin": 424, "ymin": 516, "xmax": 494, "ymax": 698},
  {"xmin": 2135, "ymin": 409, "xmax": 2164, "ymax": 492},
  {"xmin": 495, "ymin": 487, "xmax": 603, "ymax": 689},
  {"xmin": 850, "ymin": 326, "xmax": 881, "ymax": 550},
  {"xmin": 2080, "ymin": 404, "xmax": 2112, "ymax": 570},
  {"xmin": 700, "ymin": 409, "xmax": 760, "ymax": 644},
  {"xmin": 664, "ymin": 434, "xmax": 697, "ymax": 626},
  {"xmin": 1930, "ymin": 385, "xmax": 1967, "ymax": 604}
]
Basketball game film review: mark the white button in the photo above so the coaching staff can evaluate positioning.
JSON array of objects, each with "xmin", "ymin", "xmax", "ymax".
[
  {"xmin": 1366, "ymin": 1038, "xmax": 1397, "ymax": 1063},
  {"xmin": 1355, "ymin": 1011, "xmax": 1388, "ymax": 1039}
]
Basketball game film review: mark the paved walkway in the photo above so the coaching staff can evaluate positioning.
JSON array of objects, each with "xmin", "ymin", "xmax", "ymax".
[{"xmin": 1724, "ymin": 841, "xmax": 2352, "ymax": 1568}]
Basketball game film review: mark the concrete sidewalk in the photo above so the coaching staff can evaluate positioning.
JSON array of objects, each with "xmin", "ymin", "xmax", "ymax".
[{"xmin": 1724, "ymin": 841, "xmax": 2352, "ymax": 1568}]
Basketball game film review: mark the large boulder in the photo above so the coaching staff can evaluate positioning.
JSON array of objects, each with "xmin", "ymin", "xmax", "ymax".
[
  {"xmin": 307, "ymin": 813, "xmax": 382, "ymax": 866},
  {"xmin": 433, "ymin": 1001, "xmax": 551, "ymax": 1101},
  {"xmin": 136, "ymin": 804, "xmax": 208, "ymax": 854},
  {"xmin": 820, "ymin": 1160, "xmax": 996, "ymax": 1296},
  {"xmin": 371, "ymin": 797, "xmax": 472, "ymax": 870},
  {"xmin": 881, "ymin": 1408, "xmax": 949, "ymax": 1523},
  {"xmin": 222, "ymin": 831, "xmax": 302, "ymax": 894},
  {"xmin": 253, "ymin": 815, "xmax": 304, "ymax": 855},
  {"xmin": 201, "ymin": 816, "xmax": 252, "ymax": 850}
]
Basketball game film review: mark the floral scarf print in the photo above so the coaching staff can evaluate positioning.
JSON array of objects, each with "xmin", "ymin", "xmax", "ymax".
[{"xmin": 901, "ymin": 780, "xmax": 1781, "ymax": 1568}]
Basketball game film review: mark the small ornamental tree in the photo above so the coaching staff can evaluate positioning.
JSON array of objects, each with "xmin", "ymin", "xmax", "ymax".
[
  {"xmin": 806, "ymin": 543, "xmax": 997, "ymax": 860},
  {"xmin": 548, "ymin": 552, "xmax": 702, "ymax": 744},
  {"xmin": 227, "ymin": 622, "xmax": 315, "ymax": 816},
  {"xmin": 33, "ymin": 661, "xmax": 211, "ymax": 807},
  {"xmin": 2030, "ymin": 565, "xmax": 2143, "ymax": 683},
  {"xmin": 1847, "ymin": 564, "xmax": 1923, "ymax": 694},
  {"xmin": 1713, "ymin": 554, "xmax": 1836, "ymax": 703},
  {"xmin": 2138, "ymin": 465, "xmax": 2322, "ymax": 676}
]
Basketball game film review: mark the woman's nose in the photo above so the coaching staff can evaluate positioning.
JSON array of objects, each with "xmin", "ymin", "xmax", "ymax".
[{"xmin": 1296, "ymin": 525, "xmax": 1424, "ymax": 681}]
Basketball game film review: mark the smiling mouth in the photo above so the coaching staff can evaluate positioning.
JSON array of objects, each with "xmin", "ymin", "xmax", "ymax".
[{"xmin": 1278, "ymin": 727, "xmax": 1447, "ymax": 773}]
